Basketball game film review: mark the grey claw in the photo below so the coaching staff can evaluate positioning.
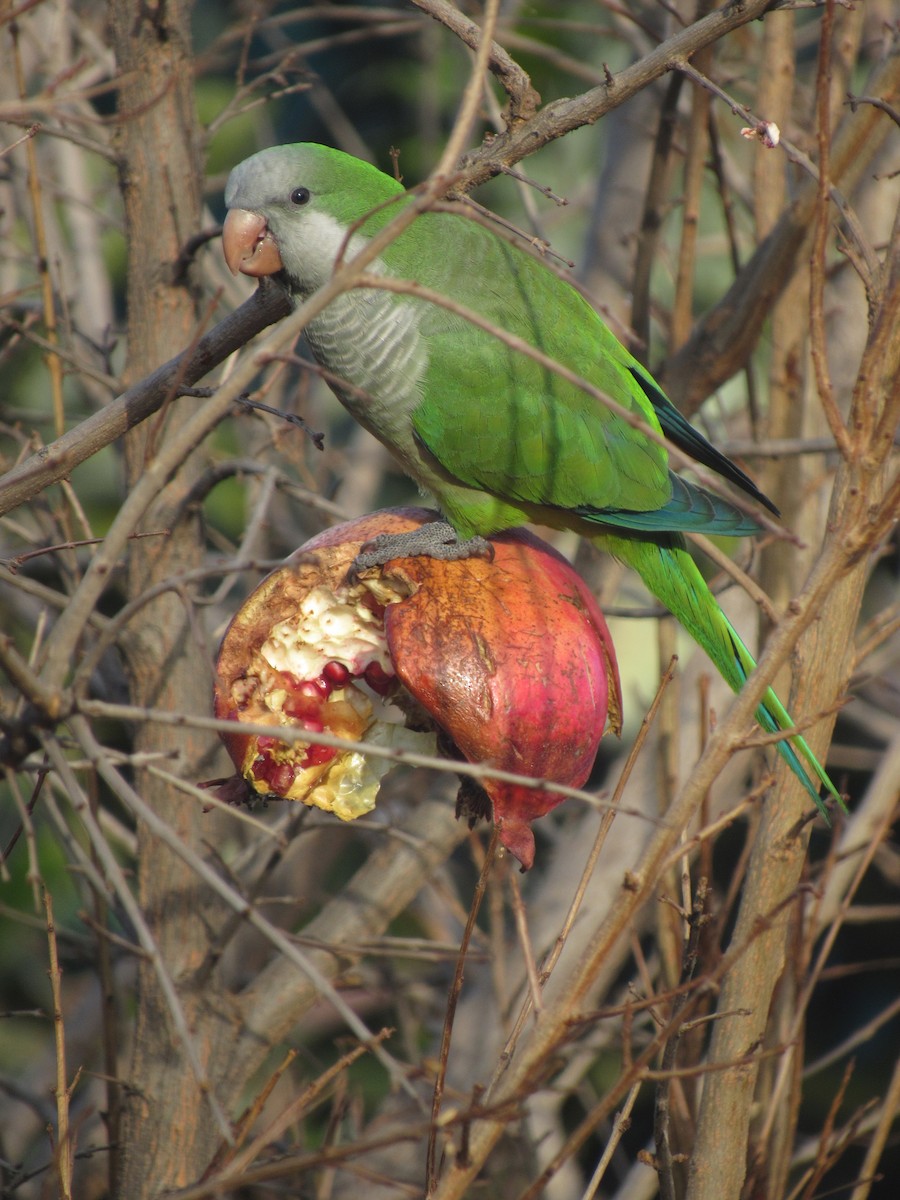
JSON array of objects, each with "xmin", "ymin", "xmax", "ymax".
[{"xmin": 352, "ymin": 521, "xmax": 495, "ymax": 571}]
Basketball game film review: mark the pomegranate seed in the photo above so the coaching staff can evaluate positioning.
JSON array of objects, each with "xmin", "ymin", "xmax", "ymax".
[
  {"xmin": 251, "ymin": 751, "xmax": 295, "ymax": 795},
  {"xmin": 322, "ymin": 660, "xmax": 350, "ymax": 687},
  {"xmin": 283, "ymin": 691, "xmax": 322, "ymax": 720},
  {"xmin": 302, "ymin": 743, "xmax": 338, "ymax": 768},
  {"xmin": 269, "ymin": 762, "xmax": 296, "ymax": 795},
  {"xmin": 364, "ymin": 660, "xmax": 395, "ymax": 696},
  {"xmin": 286, "ymin": 673, "xmax": 330, "ymax": 699}
]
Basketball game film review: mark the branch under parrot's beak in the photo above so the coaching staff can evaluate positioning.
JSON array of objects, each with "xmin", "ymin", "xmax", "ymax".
[{"xmin": 222, "ymin": 209, "xmax": 284, "ymax": 277}]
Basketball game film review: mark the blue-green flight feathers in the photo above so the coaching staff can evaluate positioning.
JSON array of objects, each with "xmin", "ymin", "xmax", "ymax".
[{"xmin": 223, "ymin": 142, "xmax": 844, "ymax": 817}]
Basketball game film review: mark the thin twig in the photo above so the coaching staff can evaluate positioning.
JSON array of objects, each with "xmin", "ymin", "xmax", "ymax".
[
  {"xmin": 11, "ymin": 32, "xmax": 65, "ymax": 437},
  {"xmin": 488, "ymin": 656, "xmax": 680, "ymax": 1092},
  {"xmin": 848, "ymin": 1052, "xmax": 900, "ymax": 1200},
  {"xmin": 43, "ymin": 887, "xmax": 74, "ymax": 1200},
  {"xmin": 427, "ymin": 827, "xmax": 500, "ymax": 1195},
  {"xmin": 580, "ymin": 1082, "xmax": 642, "ymax": 1200},
  {"xmin": 808, "ymin": 1, "xmax": 853, "ymax": 459},
  {"xmin": 409, "ymin": 0, "xmax": 539, "ymax": 127},
  {"xmin": 209, "ymin": 1030, "xmax": 392, "ymax": 1182},
  {"xmin": 73, "ymin": 696, "xmax": 659, "ymax": 826},
  {"xmin": 38, "ymin": 735, "xmax": 236, "ymax": 1147},
  {"xmin": 654, "ymin": 878, "xmax": 710, "ymax": 1200},
  {"xmin": 507, "ymin": 869, "xmax": 543, "ymax": 1016}
]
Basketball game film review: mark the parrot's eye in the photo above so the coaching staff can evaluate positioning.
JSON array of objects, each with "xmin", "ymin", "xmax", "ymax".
[{"xmin": 290, "ymin": 187, "xmax": 311, "ymax": 206}]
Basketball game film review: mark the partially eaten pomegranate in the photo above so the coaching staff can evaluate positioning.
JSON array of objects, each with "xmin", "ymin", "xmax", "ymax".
[
  {"xmin": 214, "ymin": 508, "xmax": 621, "ymax": 867},
  {"xmin": 214, "ymin": 515, "xmax": 432, "ymax": 822}
]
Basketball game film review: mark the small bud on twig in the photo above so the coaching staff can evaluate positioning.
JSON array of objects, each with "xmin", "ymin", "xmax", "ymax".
[{"xmin": 740, "ymin": 120, "xmax": 780, "ymax": 148}]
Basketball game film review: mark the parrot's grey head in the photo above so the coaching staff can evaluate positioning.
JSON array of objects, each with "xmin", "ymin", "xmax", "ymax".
[{"xmin": 223, "ymin": 143, "xmax": 405, "ymax": 292}]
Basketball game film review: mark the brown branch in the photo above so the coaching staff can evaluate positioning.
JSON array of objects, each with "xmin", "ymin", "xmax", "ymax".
[
  {"xmin": 809, "ymin": 1, "xmax": 853, "ymax": 459},
  {"xmin": 846, "ymin": 91, "xmax": 900, "ymax": 128},
  {"xmin": 850, "ymin": 1053, "xmax": 900, "ymax": 1200},
  {"xmin": 207, "ymin": 1031, "xmax": 392, "ymax": 1183},
  {"xmin": 73, "ymin": 697, "xmax": 651, "ymax": 825},
  {"xmin": 39, "ymin": 731, "xmax": 235, "ymax": 1147},
  {"xmin": 671, "ymin": 15, "xmax": 714, "ymax": 353},
  {"xmin": 427, "ymin": 829, "xmax": 499, "ymax": 1195},
  {"xmin": 217, "ymin": 800, "xmax": 471, "ymax": 1099},
  {"xmin": 452, "ymin": 0, "xmax": 778, "ymax": 187},
  {"xmin": 11, "ymin": 28, "xmax": 65, "ymax": 438},
  {"xmin": 655, "ymin": 879, "xmax": 711, "ymax": 1200},
  {"xmin": 43, "ymin": 886, "xmax": 75, "ymax": 1200},
  {"xmin": 0, "ymin": 281, "xmax": 292, "ymax": 518},
  {"xmin": 687, "ymin": 151, "xmax": 900, "ymax": 1200},
  {"xmin": 662, "ymin": 44, "xmax": 900, "ymax": 415},
  {"xmin": 631, "ymin": 72, "xmax": 683, "ymax": 359},
  {"xmin": 409, "ymin": 0, "xmax": 540, "ymax": 126},
  {"xmin": 488, "ymin": 656, "xmax": 680, "ymax": 1081}
]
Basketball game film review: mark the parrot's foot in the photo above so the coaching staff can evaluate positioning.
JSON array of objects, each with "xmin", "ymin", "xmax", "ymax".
[{"xmin": 353, "ymin": 521, "xmax": 494, "ymax": 570}]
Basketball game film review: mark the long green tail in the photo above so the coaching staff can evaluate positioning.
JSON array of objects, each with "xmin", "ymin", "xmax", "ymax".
[{"xmin": 602, "ymin": 532, "xmax": 845, "ymax": 819}]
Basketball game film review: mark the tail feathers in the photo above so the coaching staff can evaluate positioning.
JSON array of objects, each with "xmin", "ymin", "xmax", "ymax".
[
  {"xmin": 727, "ymin": 624, "xmax": 845, "ymax": 821},
  {"xmin": 603, "ymin": 532, "xmax": 845, "ymax": 819}
]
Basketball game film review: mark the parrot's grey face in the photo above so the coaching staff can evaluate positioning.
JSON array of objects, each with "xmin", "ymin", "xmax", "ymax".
[{"xmin": 222, "ymin": 150, "xmax": 355, "ymax": 290}]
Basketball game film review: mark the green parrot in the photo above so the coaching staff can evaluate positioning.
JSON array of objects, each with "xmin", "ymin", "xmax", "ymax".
[{"xmin": 222, "ymin": 142, "xmax": 843, "ymax": 817}]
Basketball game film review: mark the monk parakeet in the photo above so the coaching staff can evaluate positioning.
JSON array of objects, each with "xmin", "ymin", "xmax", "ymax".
[{"xmin": 222, "ymin": 143, "xmax": 843, "ymax": 816}]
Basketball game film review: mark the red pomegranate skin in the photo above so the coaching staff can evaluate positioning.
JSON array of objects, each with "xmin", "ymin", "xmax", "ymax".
[{"xmin": 380, "ymin": 524, "xmax": 621, "ymax": 869}]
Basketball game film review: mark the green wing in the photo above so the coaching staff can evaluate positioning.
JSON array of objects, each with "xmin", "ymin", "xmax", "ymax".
[{"xmin": 406, "ymin": 213, "xmax": 760, "ymax": 536}]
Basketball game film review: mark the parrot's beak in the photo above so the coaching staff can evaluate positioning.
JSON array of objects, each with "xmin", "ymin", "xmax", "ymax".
[{"xmin": 222, "ymin": 209, "xmax": 284, "ymax": 277}]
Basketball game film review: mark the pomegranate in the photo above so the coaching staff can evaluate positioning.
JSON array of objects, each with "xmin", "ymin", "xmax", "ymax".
[{"xmin": 214, "ymin": 509, "xmax": 621, "ymax": 868}]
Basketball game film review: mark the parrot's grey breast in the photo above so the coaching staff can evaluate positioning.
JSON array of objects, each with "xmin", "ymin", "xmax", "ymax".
[{"xmin": 305, "ymin": 285, "xmax": 427, "ymax": 453}]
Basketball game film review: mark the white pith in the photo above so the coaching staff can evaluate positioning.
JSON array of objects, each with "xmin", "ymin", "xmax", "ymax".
[
  {"xmin": 262, "ymin": 585, "xmax": 393, "ymax": 681},
  {"xmin": 241, "ymin": 582, "xmax": 435, "ymax": 821}
]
